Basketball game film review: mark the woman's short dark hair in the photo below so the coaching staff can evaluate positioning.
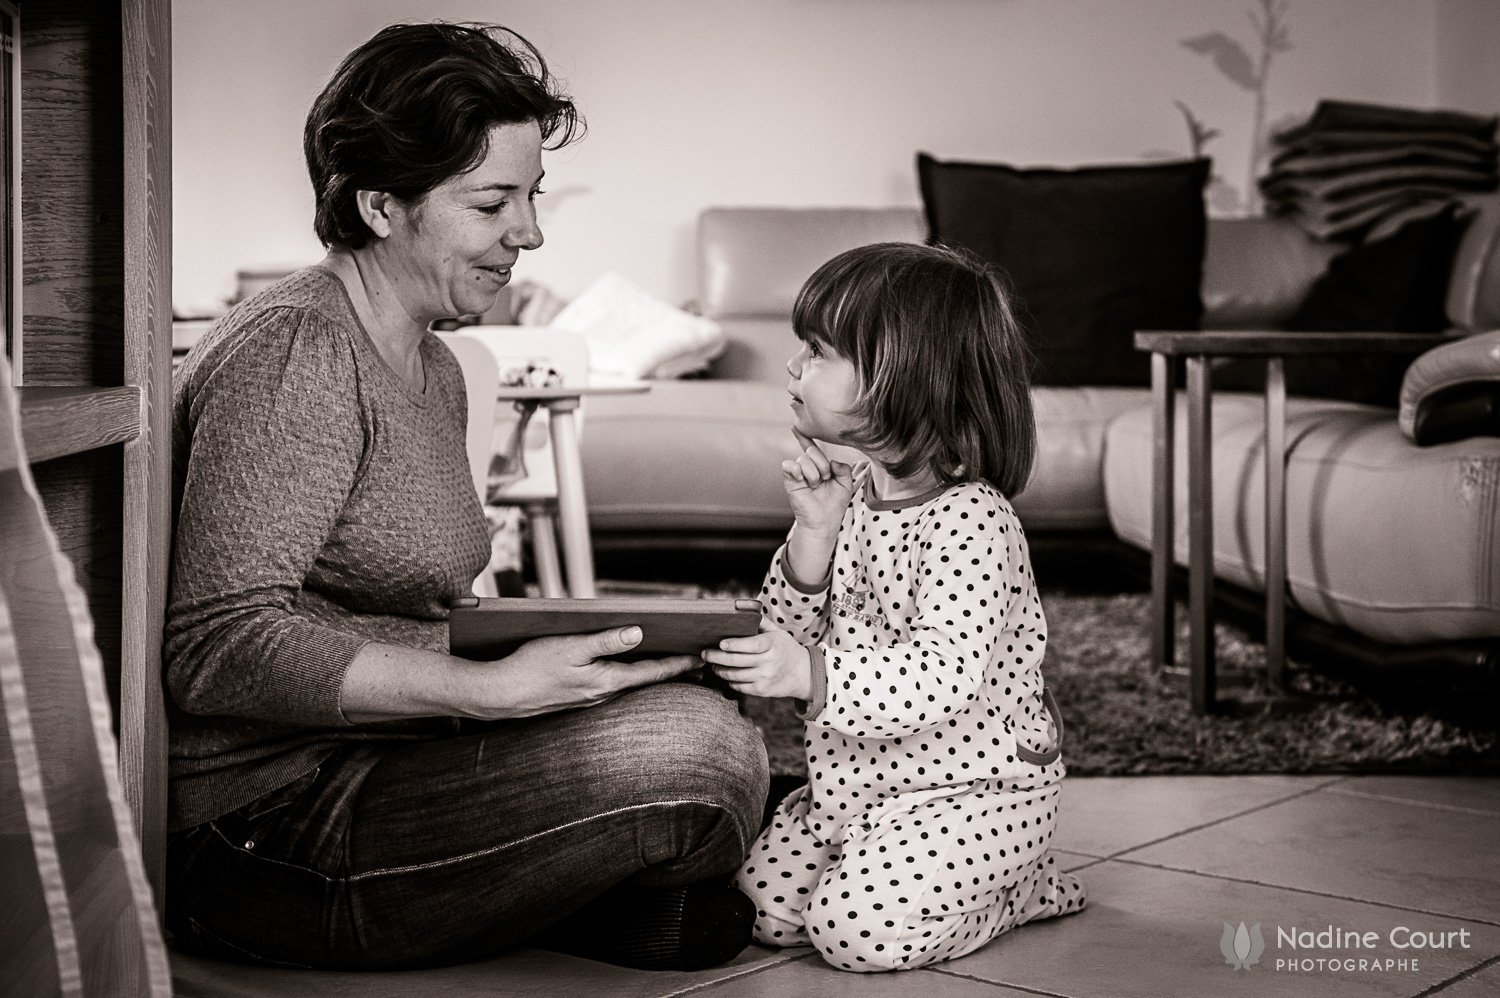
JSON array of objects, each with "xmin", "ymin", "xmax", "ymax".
[
  {"xmin": 791, "ymin": 242, "xmax": 1037, "ymax": 497},
  {"xmin": 304, "ymin": 22, "xmax": 582, "ymax": 248}
]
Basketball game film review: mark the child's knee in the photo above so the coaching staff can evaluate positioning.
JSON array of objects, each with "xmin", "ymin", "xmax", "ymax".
[{"xmin": 802, "ymin": 892, "xmax": 909, "ymax": 972}]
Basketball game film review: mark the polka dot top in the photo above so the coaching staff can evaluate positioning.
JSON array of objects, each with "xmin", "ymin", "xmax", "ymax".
[{"xmin": 761, "ymin": 464, "xmax": 1063, "ymax": 840}]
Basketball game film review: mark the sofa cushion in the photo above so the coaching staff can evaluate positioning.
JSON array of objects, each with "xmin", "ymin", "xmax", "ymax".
[
  {"xmin": 1287, "ymin": 202, "xmax": 1471, "ymax": 333},
  {"xmin": 1215, "ymin": 204, "xmax": 1475, "ymax": 406},
  {"xmin": 582, "ymin": 380, "xmax": 813, "ymax": 534},
  {"xmin": 696, "ymin": 207, "xmax": 926, "ymax": 385},
  {"xmin": 698, "ymin": 207, "xmax": 925, "ymax": 319},
  {"xmin": 1399, "ymin": 329, "xmax": 1500, "ymax": 444},
  {"xmin": 581, "ymin": 380, "xmax": 1148, "ymax": 536},
  {"xmin": 1200, "ymin": 216, "xmax": 1341, "ymax": 329},
  {"xmin": 1104, "ymin": 396, "xmax": 1500, "ymax": 644},
  {"xmin": 917, "ymin": 154, "xmax": 1209, "ymax": 388},
  {"xmin": 1015, "ymin": 387, "xmax": 1154, "ymax": 531}
]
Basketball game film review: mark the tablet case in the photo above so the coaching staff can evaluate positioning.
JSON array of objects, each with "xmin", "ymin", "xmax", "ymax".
[{"xmin": 448, "ymin": 596, "xmax": 764, "ymax": 661}]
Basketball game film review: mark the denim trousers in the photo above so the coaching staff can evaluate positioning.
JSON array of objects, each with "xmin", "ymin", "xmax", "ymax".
[{"xmin": 165, "ymin": 682, "xmax": 770, "ymax": 969}]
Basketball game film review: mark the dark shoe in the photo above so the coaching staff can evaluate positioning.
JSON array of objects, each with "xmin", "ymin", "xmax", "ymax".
[{"xmin": 537, "ymin": 879, "xmax": 755, "ymax": 972}]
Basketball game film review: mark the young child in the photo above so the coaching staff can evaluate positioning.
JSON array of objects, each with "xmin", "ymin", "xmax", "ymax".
[{"xmin": 702, "ymin": 242, "xmax": 1085, "ymax": 972}]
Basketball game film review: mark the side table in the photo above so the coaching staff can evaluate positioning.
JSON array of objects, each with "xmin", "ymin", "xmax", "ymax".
[
  {"xmin": 494, "ymin": 380, "xmax": 651, "ymax": 598},
  {"xmin": 1133, "ymin": 330, "xmax": 1455, "ymax": 713}
]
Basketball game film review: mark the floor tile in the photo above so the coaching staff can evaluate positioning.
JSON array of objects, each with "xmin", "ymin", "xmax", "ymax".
[
  {"xmin": 1053, "ymin": 775, "xmax": 1321, "ymax": 857},
  {"xmin": 1122, "ymin": 786, "xmax": 1500, "ymax": 922},
  {"xmin": 172, "ymin": 944, "xmax": 800, "ymax": 998},
  {"xmin": 941, "ymin": 860, "xmax": 1500, "ymax": 998},
  {"xmin": 1328, "ymin": 776, "xmax": 1500, "ymax": 816},
  {"xmin": 697, "ymin": 955, "xmax": 1030, "ymax": 996},
  {"xmin": 1427, "ymin": 958, "xmax": 1500, "ymax": 996},
  {"xmin": 1055, "ymin": 849, "xmax": 1105, "ymax": 872}
]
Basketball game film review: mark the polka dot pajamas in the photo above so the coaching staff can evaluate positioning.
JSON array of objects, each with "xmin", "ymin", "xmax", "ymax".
[{"xmin": 738, "ymin": 468, "xmax": 1086, "ymax": 971}]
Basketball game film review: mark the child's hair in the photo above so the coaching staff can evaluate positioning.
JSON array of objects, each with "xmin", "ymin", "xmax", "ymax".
[{"xmin": 791, "ymin": 242, "xmax": 1036, "ymax": 496}]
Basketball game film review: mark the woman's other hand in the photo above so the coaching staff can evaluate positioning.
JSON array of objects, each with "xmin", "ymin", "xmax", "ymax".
[
  {"xmin": 340, "ymin": 627, "xmax": 699, "ymax": 723},
  {"xmin": 487, "ymin": 626, "xmax": 700, "ymax": 718},
  {"xmin": 701, "ymin": 624, "xmax": 812, "ymax": 701}
]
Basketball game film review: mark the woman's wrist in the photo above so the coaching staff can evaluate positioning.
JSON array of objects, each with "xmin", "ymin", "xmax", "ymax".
[{"xmin": 340, "ymin": 641, "xmax": 500, "ymax": 723}]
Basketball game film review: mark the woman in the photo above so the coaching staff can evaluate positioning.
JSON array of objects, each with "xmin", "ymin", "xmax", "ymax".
[{"xmin": 164, "ymin": 22, "xmax": 768, "ymax": 972}]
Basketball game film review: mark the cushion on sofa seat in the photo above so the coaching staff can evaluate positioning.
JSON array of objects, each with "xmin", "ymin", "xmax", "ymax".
[
  {"xmin": 1016, "ymin": 387, "xmax": 1155, "ymax": 530},
  {"xmin": 1104, "ymin": 395, "xmax": 1500, "ymax": 644},
  {"xmin": 917, "ymin": 154, "xmax": 1210, "ymax": 388},
  {"xmin": 581, "ymin": 380, "xmax": 821, "ymax": 533},
  {"xmin": 581, "ymin": 380, "xmax": 1149, "ymax": 536}
]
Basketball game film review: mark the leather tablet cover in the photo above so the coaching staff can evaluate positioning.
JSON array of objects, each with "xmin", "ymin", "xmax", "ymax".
[{"xmin": 448, "ymin": 597, "xmax": 763, "ymax": 660}]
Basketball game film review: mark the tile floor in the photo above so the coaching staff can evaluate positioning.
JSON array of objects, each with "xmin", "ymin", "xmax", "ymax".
[{"xmin": 173, "ymin": 773, "xmax": 1500, "ymax": 997}]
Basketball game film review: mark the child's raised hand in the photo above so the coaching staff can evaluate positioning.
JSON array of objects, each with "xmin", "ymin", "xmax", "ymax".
[
  {"xmin": 783, "ymin": 429, "xmax": 854, "ymax": 535},
  {"xmin": 702, "ymin": 623, "xmax": 813, "ymax": 701}
]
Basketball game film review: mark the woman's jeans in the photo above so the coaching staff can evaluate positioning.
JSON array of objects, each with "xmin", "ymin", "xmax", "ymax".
[{"xmin": 165, "ymin": 682, "xmax": 769, "ymax": 969}]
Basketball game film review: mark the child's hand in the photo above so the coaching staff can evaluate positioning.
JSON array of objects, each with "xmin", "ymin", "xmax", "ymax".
[
  {"xmin": 702, "ymin": 624, "xmax": 813, "ymax": 701},
  {"xmin": 783, "ymin": 429, "xmax": 854, "ymax": 536}
]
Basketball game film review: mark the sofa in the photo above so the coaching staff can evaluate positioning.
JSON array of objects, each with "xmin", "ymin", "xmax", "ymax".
[{"xmin": 581, "ymin": 201, "xmax": 1500, "ymax": 689}]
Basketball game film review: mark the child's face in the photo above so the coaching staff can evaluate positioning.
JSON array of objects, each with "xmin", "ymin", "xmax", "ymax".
[{"xmin": 786, "ymin": 338, "xmax": 861, "ymax": 445}]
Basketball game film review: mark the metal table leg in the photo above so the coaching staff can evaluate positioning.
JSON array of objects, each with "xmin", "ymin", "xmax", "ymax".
[
  {"xmin": 1185, "ymin": 355, "xmax": 1216, "ymax": 713},
  {"xmin": 1150, "ymin": 351, "xmax": 1176, "ymax": 670},
  {"xmin": 1264, "ymin": 357, "xmax": 1287, "ymax": 690}
]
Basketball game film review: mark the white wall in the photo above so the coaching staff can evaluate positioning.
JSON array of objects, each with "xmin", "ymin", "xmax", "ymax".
[
  {"xmin": 174, "ymin": 0, "xmax": 1485, "ymax": 316},
  {"xmin": 1434, "ymin": 0, "xmax": 1500, "ymax": 116}
]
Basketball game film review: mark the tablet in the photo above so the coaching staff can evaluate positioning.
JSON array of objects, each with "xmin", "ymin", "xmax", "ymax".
[{"xmin": 448, "ymin": 596, "xmax": 764, "ymax": 661}]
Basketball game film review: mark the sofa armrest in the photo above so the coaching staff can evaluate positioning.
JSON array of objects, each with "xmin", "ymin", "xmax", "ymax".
[{"xmin": 1399, "ymin": 330, "xmax": 1500, "ymax": 444}]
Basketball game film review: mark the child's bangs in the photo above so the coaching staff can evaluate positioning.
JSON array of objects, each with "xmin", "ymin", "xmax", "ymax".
[{"xmin": 791, "ymin": 258, "xmax": 877, "ymax": 360}]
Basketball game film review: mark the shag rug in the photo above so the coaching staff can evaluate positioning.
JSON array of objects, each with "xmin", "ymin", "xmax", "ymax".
[{"xmin": 740, "ymin": 590, "xmax": 1500, "ymax": 777}]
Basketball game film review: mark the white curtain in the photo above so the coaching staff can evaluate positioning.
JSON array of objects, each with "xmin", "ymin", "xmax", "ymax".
[{"xmin": 0, "ymin": 356, "xmax": 171, "ymax": 997}]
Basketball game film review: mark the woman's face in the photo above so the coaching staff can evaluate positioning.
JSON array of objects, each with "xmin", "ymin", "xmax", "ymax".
[{"xmin": 383, "ymin": 120, "xmax": 545, "ymax": 322}]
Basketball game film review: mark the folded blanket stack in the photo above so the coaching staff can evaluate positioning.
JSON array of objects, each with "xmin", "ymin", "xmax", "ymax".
[{"xmin": 1260, "ymin": 100, "xmax": 1498, "ymax": 241}]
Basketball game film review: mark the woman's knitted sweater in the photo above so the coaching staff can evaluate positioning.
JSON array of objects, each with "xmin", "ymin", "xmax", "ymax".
[{"xmin": 165, "ymin": 267, "xmax": 490, "ymax": 830}]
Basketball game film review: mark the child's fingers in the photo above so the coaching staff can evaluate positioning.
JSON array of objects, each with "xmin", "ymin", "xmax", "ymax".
[
  {"xmin": 795, "ymin": 452, "xmax": 828, "ymax": 484},
  {"xmin": 710, "ymin": 666, "xmax": 757, "ymax": 690},
  {"xmin": 791, "ymin": 427, "xmax": 818, "ymax": 453},
  {"xmin": 802, "ymin": 446, "xmax": 833, "ymax": 480},
  {"xmin": 718, "ymin": 632, "xmax": 772, "ymax": 654}
]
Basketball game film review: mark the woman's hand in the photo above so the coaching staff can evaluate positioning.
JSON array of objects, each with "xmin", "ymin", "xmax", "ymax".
[
  {"xmin": 340, "ymin": 627, "xmax": 699, "ymax": 723},
  {"xmin": 702, "ymin": 625, "xmax": 812, "ymax": 701},
  {"xmin": 782, "ymin": 428, "xmax": 855, "ymax": 534},
  {"xmin": 478, "ymin": 626, "xmax": 700, "ymax": 719}
]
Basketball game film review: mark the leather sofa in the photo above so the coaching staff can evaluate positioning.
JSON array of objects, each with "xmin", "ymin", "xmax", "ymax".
[{"xmin": 582, "ymin": 201, "xmax": 1500, "ymax": 686}]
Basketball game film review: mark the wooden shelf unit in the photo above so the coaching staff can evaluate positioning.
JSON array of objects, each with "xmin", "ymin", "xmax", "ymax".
[
  {"xmin": 11, "ymin": 385, "xmax": 143, "ymax": 469},
  {"xmin": 14, "ymin": 0, "xmax": 172, "ymax": 901}
]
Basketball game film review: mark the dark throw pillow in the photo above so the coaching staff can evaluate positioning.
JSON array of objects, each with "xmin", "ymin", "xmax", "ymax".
[
  {"xmin": 917, "ymin": 154, "xmax": 1210, "ymax": 387},
  {"xmin": 1216, "ymin": 203, "xmax": 1474, "ymax": 406}
]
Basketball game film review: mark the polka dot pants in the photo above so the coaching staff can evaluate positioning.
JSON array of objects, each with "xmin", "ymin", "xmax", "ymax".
[{"xmin": 736, "ymin": 782, "xmax": 1086, "ymax": 972}]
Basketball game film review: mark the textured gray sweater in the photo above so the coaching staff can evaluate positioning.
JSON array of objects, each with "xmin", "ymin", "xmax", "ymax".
[{"xmin": 165, "ymin": 267, "xmax": 490, "ymax": 830}]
